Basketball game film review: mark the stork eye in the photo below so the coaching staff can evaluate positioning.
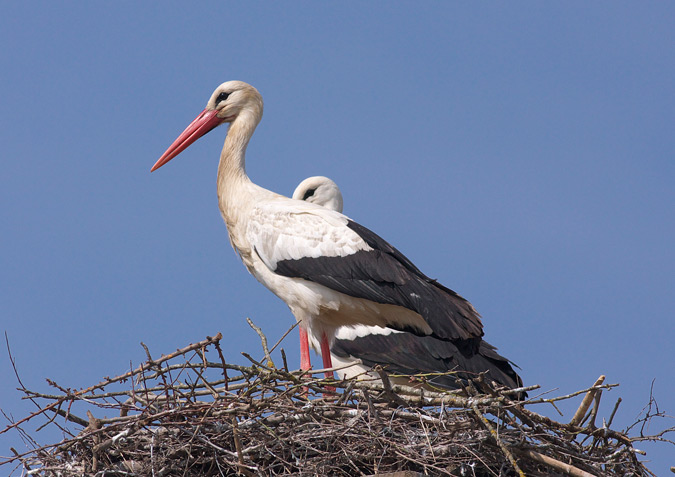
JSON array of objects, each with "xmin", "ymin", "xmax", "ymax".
[
  {"xmin": 216, "ymin": 92, "xmax": 230, "ymax": 104},
  {"xmin": 302, "ymin": 188, "xmax": 317, "ymax": 200}
]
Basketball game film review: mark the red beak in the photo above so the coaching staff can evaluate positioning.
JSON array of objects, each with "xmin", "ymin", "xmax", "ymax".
[{"xmin": 151, "ymin": 109, "xmax": 224, "ymax": 172}]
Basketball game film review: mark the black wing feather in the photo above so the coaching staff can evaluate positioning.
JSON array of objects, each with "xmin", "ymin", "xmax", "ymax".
[
  {"xmin": 273, "ymin": 219, "xmax": 483, "ymax": 342},
  {"xmin": 332, "ymin": 332, "xmax": 525, "ymax": 398}
]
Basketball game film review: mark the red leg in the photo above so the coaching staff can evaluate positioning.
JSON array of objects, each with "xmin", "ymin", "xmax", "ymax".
[
  {"xmin": 299, "ymin": 326, "xmax": 311, "ymax": 371},
  {"xmin": 320, "ymin": 333, "xmax": 335, "ymax": 380}
]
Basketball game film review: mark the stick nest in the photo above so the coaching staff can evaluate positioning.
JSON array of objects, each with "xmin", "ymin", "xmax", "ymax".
[{"xmin": 2, "ymin": 331, "xmax": 672, "ymax": 476}]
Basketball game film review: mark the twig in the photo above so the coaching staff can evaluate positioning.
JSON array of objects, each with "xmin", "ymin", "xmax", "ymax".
[
  {"xmin": 607, "ymin": 397, "xmax": 622, "ymax": 428},
  {"xmin": 587, "ymin": 385, "xmax": 603, "ymax": 429},
  {"xmin": 267, "ymin": 322, "xmax": 299, "ymax": 355},
  {"xmin": 527, "ymin": 381, "xmax": 617, "ymax": 405},
  {"xmin": 140, "ymin": 342, "xmax": 154, "ymax": 364},
  {"xmin": 231, "ymin": 416, "xmax": 253, "ymax": 476},
  {"xmin": 471, "ymin": 403, "xmax": 525, "ymax": 477},
  {"xmin": 0, "ymin": 333, "xmax": 223, "ymax": 436},
  {"xmin": 47, "ymin": 407, "xmax": 89, "ymax": 427},
  {"xmin": 213, "ymin": 337, "xmax": 230, "ymax": 391},
  {"xmin": 516, "ymin": 448, "xmax": 597, "ymax": 477},
  {"xmin": 280, "ymin": 348, "xmax": 289, "ymax": 373},
  {"xmin": 361, "ymin": 389, "xmax": 381, "ymax": 423},
  {"xmin": 246, "ymin": 317, "xmax": 273, "ymax": 368},
  {"xmin": 373, "ymin": 365, "xmax": 408, "ymax": 407},
  {"xmin": 570, "ymin": 375, "xmax": 605, "ymax": 426}
]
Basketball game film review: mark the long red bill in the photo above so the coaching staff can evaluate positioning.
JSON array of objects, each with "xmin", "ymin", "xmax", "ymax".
[{"xmin": 151, "ymin": 109, "xmax": 224, "ymax": 172}]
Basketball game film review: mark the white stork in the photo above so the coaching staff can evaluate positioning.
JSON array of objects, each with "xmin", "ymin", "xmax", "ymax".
[
  {"xmin": 293, "ymin": 176, "xmax": 524, "ymax": 393},
  {"xmin": 151, "ymin": 81, "xmax": 483, "ymax": 379},
  {"xmin": 292, "ymin": 176, "xmax": 344, "ymax": 214}
]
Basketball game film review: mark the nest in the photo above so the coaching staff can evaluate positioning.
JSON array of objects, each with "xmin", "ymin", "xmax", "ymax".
[{"xmin": 2, "ymin": 328, "xmax": 672, "ymax": 476}]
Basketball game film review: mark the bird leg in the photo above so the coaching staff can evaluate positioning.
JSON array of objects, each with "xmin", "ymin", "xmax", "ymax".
[
  {"xmin": 299, "ymin": 327, "xmax": 311, "ymax": 371},
  {"xmin": 319, "ymin": 333, "xmax": 336, "ymax": 395},
  {"xmin": 320, "ymin": 333, "xmax": 335, "ymax": 380},
  {"xmin": 297, "ymin": 326, "xmax": 312, "ymax": 397},
  {"xmin": 299, "ymin": 327, "xmax": 334, "ymax": 395}
]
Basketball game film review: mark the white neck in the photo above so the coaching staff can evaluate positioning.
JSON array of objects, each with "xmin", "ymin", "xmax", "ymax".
[{"xmin": 216, "ymin": 109, "xmax": 260, "ymax": 222}]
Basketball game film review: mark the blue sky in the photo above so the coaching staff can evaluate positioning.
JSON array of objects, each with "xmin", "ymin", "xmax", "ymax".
[{"xmin": 1, "ymin": 2, "xmax": 673, "ymax": 473}]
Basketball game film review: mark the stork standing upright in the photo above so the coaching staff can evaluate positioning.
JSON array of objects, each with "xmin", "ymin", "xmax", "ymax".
[
  {"xmin": 151, "ymin": 81, "xmax": 484, "ymax": 377},
  {"xmin": 293, "ymin": 176, "xmax": 524, "ymax": 393}
]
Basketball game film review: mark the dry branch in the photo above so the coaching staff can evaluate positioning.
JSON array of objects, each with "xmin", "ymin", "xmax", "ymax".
[
  {"xmin": 1, "ymin": 331, "xmax": 671, "ymax": 476},
  {"xmin": 570, "ymin": 375, "xmax": 605, "ymax": 427}
]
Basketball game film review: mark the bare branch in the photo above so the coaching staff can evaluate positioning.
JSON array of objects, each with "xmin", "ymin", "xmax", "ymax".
[{"xmin": 2, "ymin": 334, "xmax": 669, "ymax": 476}]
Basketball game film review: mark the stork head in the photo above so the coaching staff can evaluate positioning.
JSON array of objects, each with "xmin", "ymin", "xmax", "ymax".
[
  {"xmin": 293, "ymin": 176, "xmax": 344, "ymax": 213},
  {"xmin": 151, "ymin": 81, "xmax": 263, "ymax": 172}
]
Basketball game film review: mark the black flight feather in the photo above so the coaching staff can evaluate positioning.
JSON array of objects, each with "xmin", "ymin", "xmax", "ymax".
[
  {"xmin": 332, "ymin": 331, "xmax": 525, "ymax": 398},
  {"xmin": 273, "ymin": 219, "xmax": 484, "ymax": 344}
]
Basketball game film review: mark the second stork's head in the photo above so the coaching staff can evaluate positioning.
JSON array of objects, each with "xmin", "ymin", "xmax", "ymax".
[{"xmin": 292, "ymin": 176, "xmax": 344, "ymax": 213}]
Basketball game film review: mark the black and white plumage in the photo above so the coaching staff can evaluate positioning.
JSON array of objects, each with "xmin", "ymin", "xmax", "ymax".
[
  {"xmin": 151, "ymin": 81, "xmax": 483, "ymax": 376},
  {"xmin": 331, "ymin": 327, "xmax": 523, "ymax": 392},
  {"xmin": 293, "ymin": 176, "xmax": 524, "ymax": 393}
]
